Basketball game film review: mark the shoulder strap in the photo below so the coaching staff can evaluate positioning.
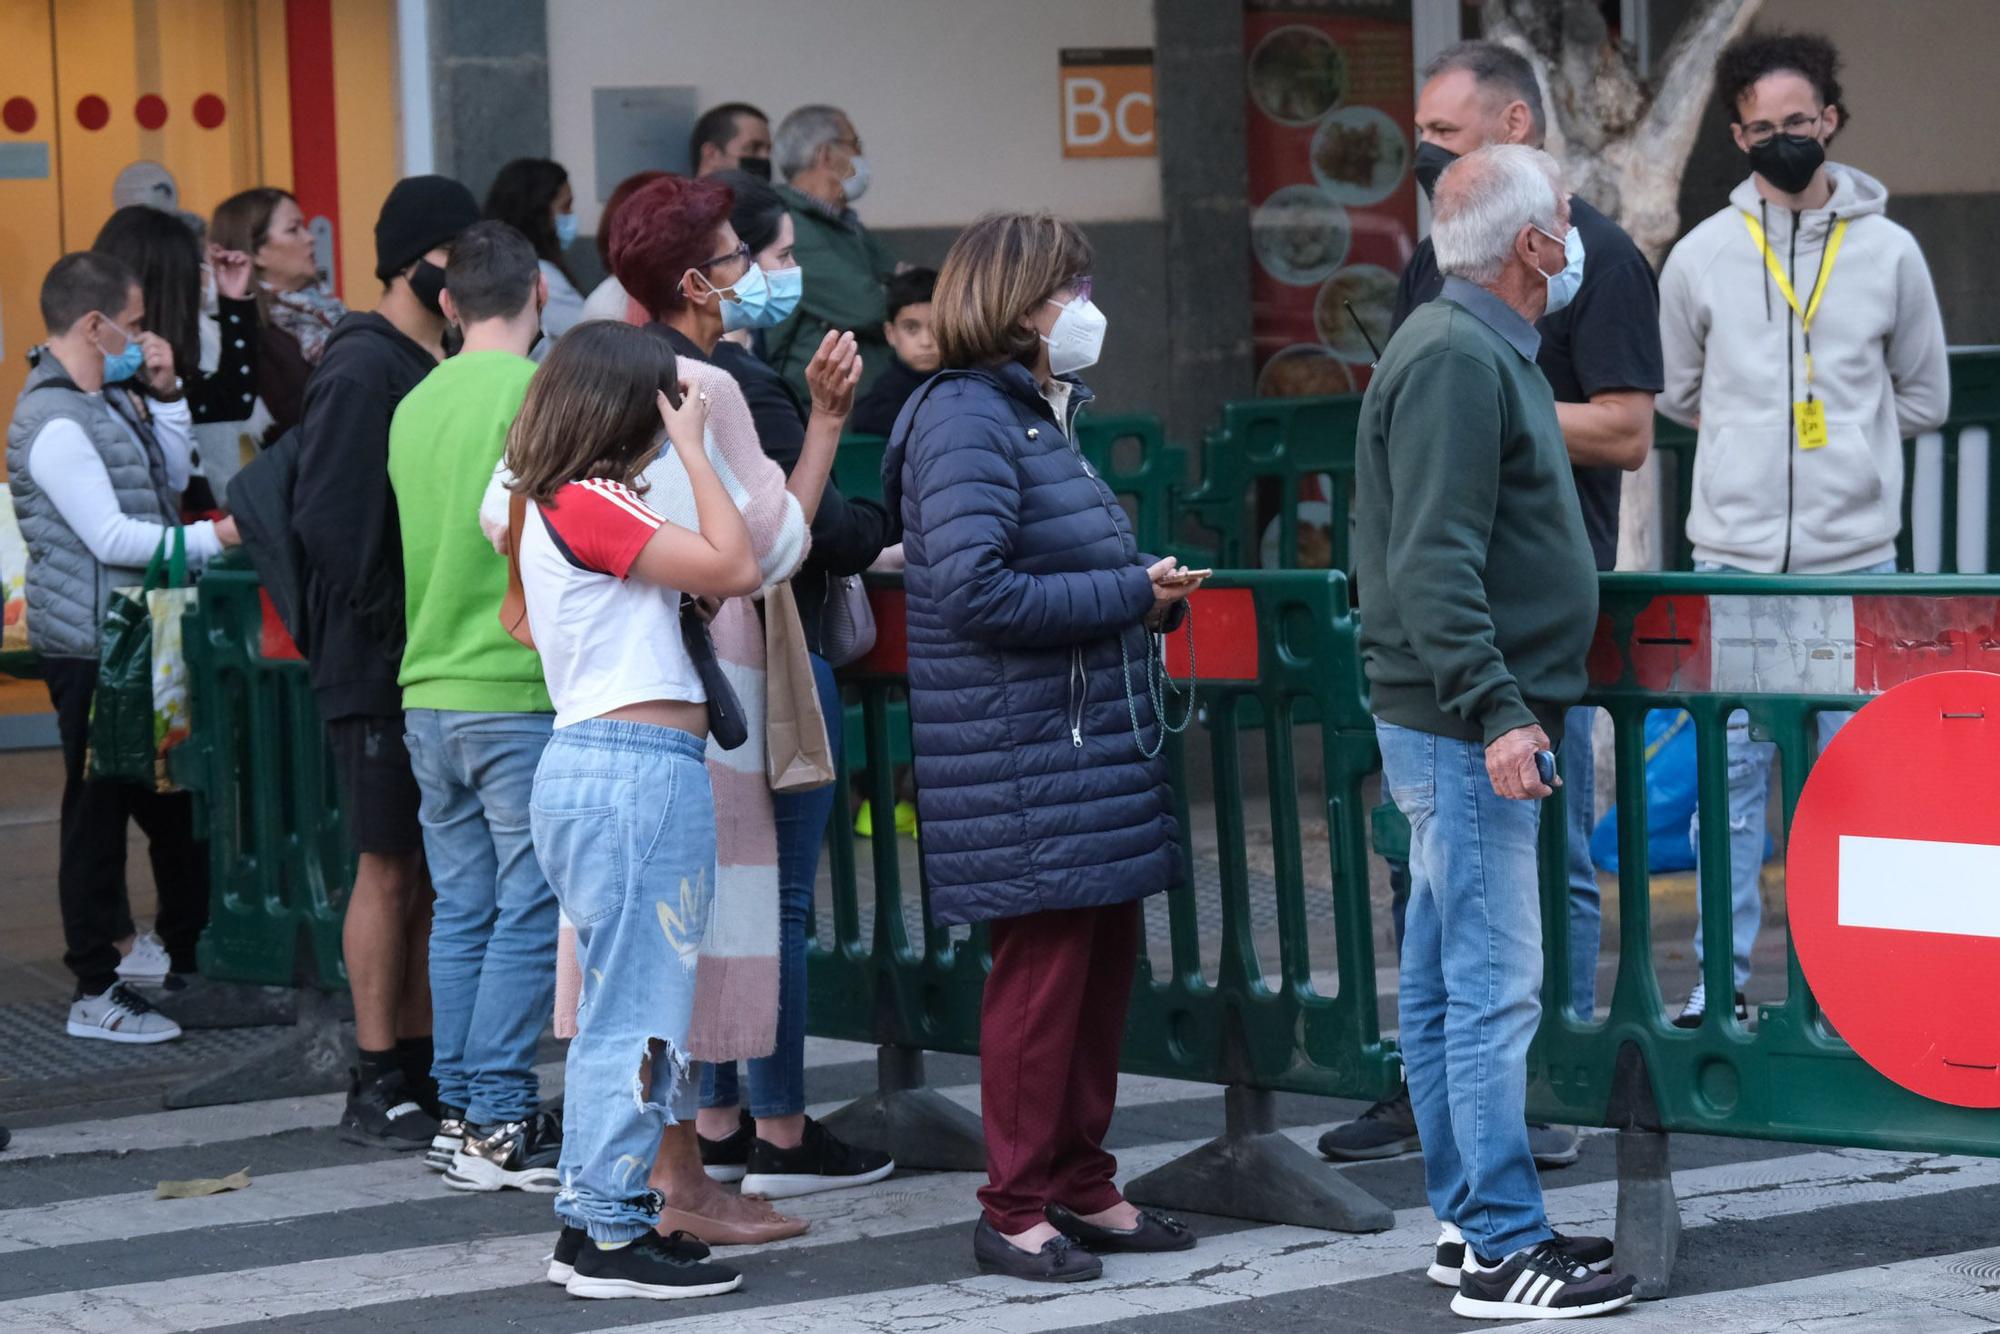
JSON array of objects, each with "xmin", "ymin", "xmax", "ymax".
[{"xmin": 499, "ymin": 492, "xmax": 536, "ymax": 650}]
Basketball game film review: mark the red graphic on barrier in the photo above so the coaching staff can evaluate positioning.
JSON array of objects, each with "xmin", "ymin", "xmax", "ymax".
[
  {"xmin": 135, "ymin": 94, "xmax": 168, "ymax": 130},
  {"xmin": 2, "ymin": 97, "xmax": 36, "ymax": 133},
  {"xmin": 1788, "ymin": 670, "xmax": 2000, "ymax": 1107},
  {"xmin": 193, "ymin": 93, "xmax": 227, "ymax": 129},
  {"xmin": 75, "ymin": 95, "xmax": 109, "ymax": 130}
]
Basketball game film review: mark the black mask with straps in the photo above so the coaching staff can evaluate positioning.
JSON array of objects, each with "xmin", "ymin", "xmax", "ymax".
[
  {"xmin": 1414, "ymin": 142, "xmax": 1460, "ymax": 202},
  {"xmin": 1747, "ymin": 133, "xmax": 1826, "ymax": 196},
  {"xmin": 407, "ymin": 260, "xmax": 449, "ymax": 318}
]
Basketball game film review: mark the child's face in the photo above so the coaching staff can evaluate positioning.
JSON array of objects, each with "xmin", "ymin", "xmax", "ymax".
[{"xmin": 884, "ymin": 301, "xmax": 939, "ymax": 374}]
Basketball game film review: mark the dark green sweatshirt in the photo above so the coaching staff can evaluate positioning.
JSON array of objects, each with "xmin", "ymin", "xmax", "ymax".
[{"xmin": 1353, "ymin": 281, "xmax": 1598, "ymax": 746}]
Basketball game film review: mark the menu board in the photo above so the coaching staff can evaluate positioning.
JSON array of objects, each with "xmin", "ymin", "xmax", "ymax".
[{"xmin": 1244, "ymin": 0, "xmax": 1417, "ymax": 400}]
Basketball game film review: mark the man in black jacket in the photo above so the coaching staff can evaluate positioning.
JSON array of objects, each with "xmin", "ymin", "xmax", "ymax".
[{"xmin": 292, "ymin": 175, "xmax": 480, "ymax": 1147}]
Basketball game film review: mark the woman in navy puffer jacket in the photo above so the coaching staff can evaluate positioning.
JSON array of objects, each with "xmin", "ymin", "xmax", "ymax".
[{"xmin": 882, "ymin": 213, "xmax": 1204, "ymax": 1283}]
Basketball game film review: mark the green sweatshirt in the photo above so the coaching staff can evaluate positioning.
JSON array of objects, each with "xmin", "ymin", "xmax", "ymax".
[
  {"xmin": 389, "ymin": 349, "xmax": 549, "ymax": 714},
  {"xmin": 1353, "ymin": 283, "xmax": 1597, "ymax": 745},
  {"xmin": 766, "ymin": 184, "xmax": 900, "ymax": 400}
]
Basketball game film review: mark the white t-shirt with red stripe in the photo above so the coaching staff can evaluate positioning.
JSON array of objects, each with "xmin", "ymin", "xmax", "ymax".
[{"xmin": 521, "ymin": 478, "xmax": 704, "ymax": 729}]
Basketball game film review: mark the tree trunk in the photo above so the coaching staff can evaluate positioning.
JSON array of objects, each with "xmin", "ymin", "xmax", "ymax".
[{"xmin": 1481, "ymin": 0, "xmax": 1762, "ymax": 576}]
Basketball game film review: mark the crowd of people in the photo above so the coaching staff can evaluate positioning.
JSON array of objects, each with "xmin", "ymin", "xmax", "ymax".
[{"xmin": 2, "ymin": 26, "xmax": 1950, "ymax": 1321}]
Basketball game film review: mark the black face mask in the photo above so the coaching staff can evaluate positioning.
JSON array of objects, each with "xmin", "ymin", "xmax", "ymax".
[
  {"xmin": 1414, "ymin": 141, "xmax": 1459, "ymax": 201},
  {"xmin": 736, "ymin": 155, "xmax": 773, "ymax": 182},
  {"xmin": 408, "ymin": 260, "xmax": 448, "ymax": 317},
  {"xmin": 1747, "ymin": 132, "xmax": 1826, "ymax": 196}
]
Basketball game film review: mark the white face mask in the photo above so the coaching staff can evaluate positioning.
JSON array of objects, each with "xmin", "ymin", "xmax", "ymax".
[
  {"xmin": 1530, "ymin": 222, "xmax": 1585, "ymax": 317},
  {"xmin": 1041, "ymin": 295, "xmax": 1106, "ymax": 377},
  {"xmin": 842, "ymin": 154, "xmax": 871, "ymax": 203}
]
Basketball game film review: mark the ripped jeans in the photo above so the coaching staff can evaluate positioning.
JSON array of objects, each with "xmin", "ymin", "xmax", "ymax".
[{"xmin": 531, "ymin": 719, "xmax": 714, "ymax": 1242}]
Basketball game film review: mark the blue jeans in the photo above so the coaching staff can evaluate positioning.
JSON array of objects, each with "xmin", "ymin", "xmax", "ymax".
[
  {"xmin": 533, "ymin": 719, "xmax": 714, "ymax": 1243},
  {"xmin": 1376, "ymin": 720, "xmax": 1552, "ymax": 1260},
  {"xmin": 405, "ymin": 708, "xmax": 557, "ymax": 1125},
  {"xmin": 1687, "ymin": 560, "xmax": 1894, "ymax": 991},
  {"xmin": 1561, "ymin": 706, "xmax": 1600, "ymax": 1020},
  {"xmin": 702, "ymin": 653, "xmax": 841, "ymax": 1119}
]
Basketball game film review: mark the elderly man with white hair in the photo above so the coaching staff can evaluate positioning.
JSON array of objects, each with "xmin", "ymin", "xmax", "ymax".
[
  {"xmin": 769, "ymin": 103, "xmax": 901, "ymax": 399},
  {"xmin": 1352, "ymin": 143, "xmax": 1636, "ymax": 1322}
]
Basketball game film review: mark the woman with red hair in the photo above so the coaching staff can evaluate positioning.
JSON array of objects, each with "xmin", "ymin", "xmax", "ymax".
[
  {"xmin": 543, "ymin": 173, "xmax": 863, "ymax": 1245},
  {"xmin": 575, "ymin": 169, "xmax": 666, "ymax": 326}
]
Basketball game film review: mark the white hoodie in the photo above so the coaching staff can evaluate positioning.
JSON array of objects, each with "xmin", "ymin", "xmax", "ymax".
[{"xmin": 1659, "ymin": 165, "xmax": 1949, "ymax": 573}]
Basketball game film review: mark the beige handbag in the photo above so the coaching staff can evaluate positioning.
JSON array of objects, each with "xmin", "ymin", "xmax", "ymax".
[{"xmin": 764, "ymin": 580, "xmax": 836, "ymax": 792}]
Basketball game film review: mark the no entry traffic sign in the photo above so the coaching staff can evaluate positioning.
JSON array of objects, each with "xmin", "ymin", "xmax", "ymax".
[{"xmin": 1790, "ymin": 670, "xmax": 2000, "ymax": 1107}]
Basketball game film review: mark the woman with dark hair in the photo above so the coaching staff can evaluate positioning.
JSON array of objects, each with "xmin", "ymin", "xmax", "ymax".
[
  {"xmin": 91, "ymin": 205, "xmax": 258, "ymax": 429},
  {"xmin": 883, "ymin": 212, "xmax": 1203, "ymax": 1282},
  {"xmin": 688, "ymin": 171, "xmax": 902, "ymax": 1200},
  {"xmin": 578, "ymin": 170, "xmax": 667, "ymax": 326},
  {"xmin": 211, "ymin": 186, "xmax": 345, "ymax": 441},
  {"xmin": 484, "ymin": 158, "xmax": 584, "ymax": 338}
]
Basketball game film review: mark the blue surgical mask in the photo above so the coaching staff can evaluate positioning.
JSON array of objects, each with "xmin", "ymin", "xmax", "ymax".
[
  {"xmin": 708, "ymin": 262, "xmax": 801, "ymax": 332},
  {"xmin": 97, "ymin": 318, "xmax": 144, "ymax": 383},
  {"xmin": 1532, "ymin": 222, "xmax": 1585, "ymax": 317},
  {"xmin": 554, "ymin": 211, "xmax": 578, "ymax": 249}
]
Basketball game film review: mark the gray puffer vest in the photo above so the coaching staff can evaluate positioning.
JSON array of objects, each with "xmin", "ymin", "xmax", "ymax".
[{"xmin": 5, "ymin": 356, "xmax": 177, "ymax": 659}]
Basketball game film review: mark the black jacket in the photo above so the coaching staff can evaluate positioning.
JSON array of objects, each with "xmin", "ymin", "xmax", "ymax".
[
  {"xmin": 701, "ymin": 337, "xmax": 900, "ymax": 647},
  {"xmin": 290, "ymin": 312, "xmax": 436, "ymax": 719},
  {"xmin": 848, "ymin": 355, "xmax": 929, "ymax": 438}
]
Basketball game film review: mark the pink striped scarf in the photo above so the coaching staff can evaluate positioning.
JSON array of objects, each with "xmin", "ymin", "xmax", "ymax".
[{"xmin": 551, "ymin": 358, "xmax": 809, "ymax": 1059}]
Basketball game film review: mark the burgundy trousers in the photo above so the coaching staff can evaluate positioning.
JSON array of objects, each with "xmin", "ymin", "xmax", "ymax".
[{"xmin": 975, "ymin": 899, "xmax": 1141, "ymax": 1233}]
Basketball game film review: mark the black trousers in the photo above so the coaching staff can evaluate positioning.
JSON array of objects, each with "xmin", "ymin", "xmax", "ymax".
[{"xmin": 43, "ymin": 657, "xmax": 209, "ymax": 995}]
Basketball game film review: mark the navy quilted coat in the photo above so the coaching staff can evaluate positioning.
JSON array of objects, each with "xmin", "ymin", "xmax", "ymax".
[{"xmin": 883, "ymin": 363, "xmax": 1181, "ymax": 926}]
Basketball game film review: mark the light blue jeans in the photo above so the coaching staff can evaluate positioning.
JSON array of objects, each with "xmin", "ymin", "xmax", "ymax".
[
  {"xmin": 405, "ymin": 708, "xmax": 557, "ymax": 1125},
  {"xmin": 1377, "ymin": 719, "xmax": 1553, "ymax": 1260},
  {"xmin": 533, "ymin": 719, "xmax": 714, "ymax": 1243},
  {"xmin": 1687, "ymin": 560, "xmax": 1895, "ymax": 992},
  {"xmin": 1561, "ymin": 706, "xmax": 1600, "ymax": 1020},
  {"xmin": 703, "ymin": 652, "xmax": 841, "ymax": 1119}
]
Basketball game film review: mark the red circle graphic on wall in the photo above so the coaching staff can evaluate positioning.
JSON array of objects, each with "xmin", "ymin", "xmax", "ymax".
[
  {"xmin": 76, "ymin": 95, "xmax": 109, "ymax": 131},
  {"xmin": 2, "ymin": 97, "xmax": 34, "ymax": 133},
  {"xmin": 136, "ymin": 94, "xmax": 169, "ymax": 130},
  {"xmin": 193, "ymin": 94, "xmax": 226, "ymax": 129}
]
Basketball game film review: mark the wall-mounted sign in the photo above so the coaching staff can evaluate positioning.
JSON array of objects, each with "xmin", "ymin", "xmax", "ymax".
[
  {"xmin": 1059, "ymin": 48, "xmax": 1155, "ymax": 158},
  {"xmin": 592, "ymin": 86, "xmax": 698, "ymax": 200}
]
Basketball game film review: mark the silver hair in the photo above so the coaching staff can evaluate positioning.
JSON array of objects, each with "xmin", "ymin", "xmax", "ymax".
[
  {"xmin": 774, "ymin": 104, "xmax": 849, "ymax": 182},
  {"xmin": 1430, "ymin": 144, "xmax": 1563, "ymax": 286}
]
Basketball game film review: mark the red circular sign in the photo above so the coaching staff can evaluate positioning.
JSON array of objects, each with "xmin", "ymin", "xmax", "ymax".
[
  {"xmin": 135, "ymin": 94, "xmax": 168, "ymax": 130},
  {"xmin": 1790, "ymin": 670, "xmax": 2000, "ymax": 1107},
  {"xmin": 75, "ymin": 95, "xmax": 109, "ymax": 130},
  {"xmin": 193, "ymin": 93, "xmax": 226, "ymax": 129},
  {"xmin": 3, "ymin": 97, "xmax": 36, "ymax": 133}
]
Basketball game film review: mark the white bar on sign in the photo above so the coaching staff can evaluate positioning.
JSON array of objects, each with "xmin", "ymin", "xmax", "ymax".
[
  {"xmin": 1958, "ymin": 426, "xmax": 1990, "ymax": 574},
  {"xmin": 1710, "ymin": 595, "xmax": 1857, "ymax": 695},
  {"xmin": 1913, "ymin": 431, "xmax": 1944, "ymax": 573},
  {"xmin": 1839, "ymin": 834, "xmax": 2000, "ymax": 937}
]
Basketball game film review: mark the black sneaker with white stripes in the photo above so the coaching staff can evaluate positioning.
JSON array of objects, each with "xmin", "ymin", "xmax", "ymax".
[
  {"xmin": 338, "ymin": 1069, "xmax": 439, "ymax": 1150},
  {"xmin": 1452, "ymin": 1239, "xmax": 1636, "ymax": 1319},
  {"xmin": 1428, "ymin": 1223, "xmax": 1614, "ymax": 1287},
  {"xmin": 565, "ymin": 1228, "xmax": 742, "ymax": 1300},
  {"xmin": 548, "ymin": 1226, "xmax": 711, "ymax": 1285}
]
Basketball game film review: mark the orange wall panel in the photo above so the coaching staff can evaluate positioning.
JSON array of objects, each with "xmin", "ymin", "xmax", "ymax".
[{"xmin": 0, "ymin": 0, "xmax": 62, "ymax": 451}]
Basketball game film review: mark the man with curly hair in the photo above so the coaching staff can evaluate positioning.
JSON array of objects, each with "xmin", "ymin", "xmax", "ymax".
[{"xmin": 1657, "ymin": 30, "xmax": 1949, "ymax": 1027}]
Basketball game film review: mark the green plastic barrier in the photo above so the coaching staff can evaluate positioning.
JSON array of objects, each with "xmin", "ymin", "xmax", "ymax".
[{"xmin": 173, "ymin": 551, "xmax": 350, "ymax": 990}]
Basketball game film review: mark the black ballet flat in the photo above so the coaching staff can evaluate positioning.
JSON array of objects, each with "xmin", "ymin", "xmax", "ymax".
[
  {"xmin": 972, "ymin": 1217, "xmax": 1104, "ymax": 1282},
  {"xmin": 1046, "ymin": 1202, "xmax": 1197, "ymax": 1253}
]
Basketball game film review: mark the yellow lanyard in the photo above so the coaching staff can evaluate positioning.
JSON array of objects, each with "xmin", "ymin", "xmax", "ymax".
[{"xmin": 1740, "ymin": 213, "xmax": 1849, "ymax": 391}]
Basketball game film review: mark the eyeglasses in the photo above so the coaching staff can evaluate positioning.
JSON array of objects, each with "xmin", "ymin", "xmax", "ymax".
[
  {"xmin": 1064, "ymin": 276, "xmax": 1094, "ymax": 304},
  {"xmin": 1741, "ymin": 110, "xmax": 1823, "ymax": 147},
  {"xmin": 696, "ymin": 242, "xmax": 750, "ymax": 271}
]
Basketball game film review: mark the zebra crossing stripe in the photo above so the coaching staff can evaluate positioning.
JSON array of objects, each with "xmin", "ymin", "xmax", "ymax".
[{"xmin": 3, "ymin": 1141, "xmax": 1990, "ymax": 1333}]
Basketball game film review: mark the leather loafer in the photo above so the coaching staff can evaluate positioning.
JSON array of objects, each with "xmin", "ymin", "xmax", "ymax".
[
  {"xmin": 972, "ymin": 1218, "xmax": 1103, "ymax": 1282},
  {"xmin": 1046, "ymin": 1202, "xmax": 1197, "ymax": 1253}
]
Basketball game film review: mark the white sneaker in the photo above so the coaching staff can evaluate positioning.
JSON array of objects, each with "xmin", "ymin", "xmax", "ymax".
[
  {"xmin": 115, "ymin": 931, "xmax": 171, "ymax": 984},
  {"xmin": 67, "ymin": 982, "xmax": 182, "ymax": 1044}
]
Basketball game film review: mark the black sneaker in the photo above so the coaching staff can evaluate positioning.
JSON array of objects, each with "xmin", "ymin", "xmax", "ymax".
[
  {"xmin": 565, "ymin": 1228, "xmax": 742, "ymax": 1300},
  {"xmin": 548, "ymin": 1226, "xmax": 710, "ymax": 1285},
  {"xmin": 427, "ymin": 1104, "xmax": 467, "ymax": 1174},
  {"xmin": 1318, "ymin": 1089, "xmax": 1419, "ymax": 1161},
  {"xmin": 445, "ymin": 1108, "xmax": 562, "ymax": 1192},
  {"xmin": 740, "ymin": 1116, "xmax": 895, "ymax": 1199},
  {"xmin": 1428, "ymin": 1224, "xmax": 1613, "ymax": 1288},
  {"xmin": 1672, "ymin": 982, "xmax": 1750, "ymax": 1029},
  {"xmin": 699, "ymin": 1110, "xmax": 753, "ymax": 1184},
  {"xmin": 338, "ymin": 1069, "xmax": 439, "ymax": 1150},
  {"xmin": 1452, "ymin": 1239, "xmax": 1636, "ymax": 1319}
]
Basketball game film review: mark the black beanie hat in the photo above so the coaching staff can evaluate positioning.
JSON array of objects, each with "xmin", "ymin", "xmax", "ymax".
[{"xmin": 374, "ymin": 175, "xmax": 481, "ymax": 280}]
